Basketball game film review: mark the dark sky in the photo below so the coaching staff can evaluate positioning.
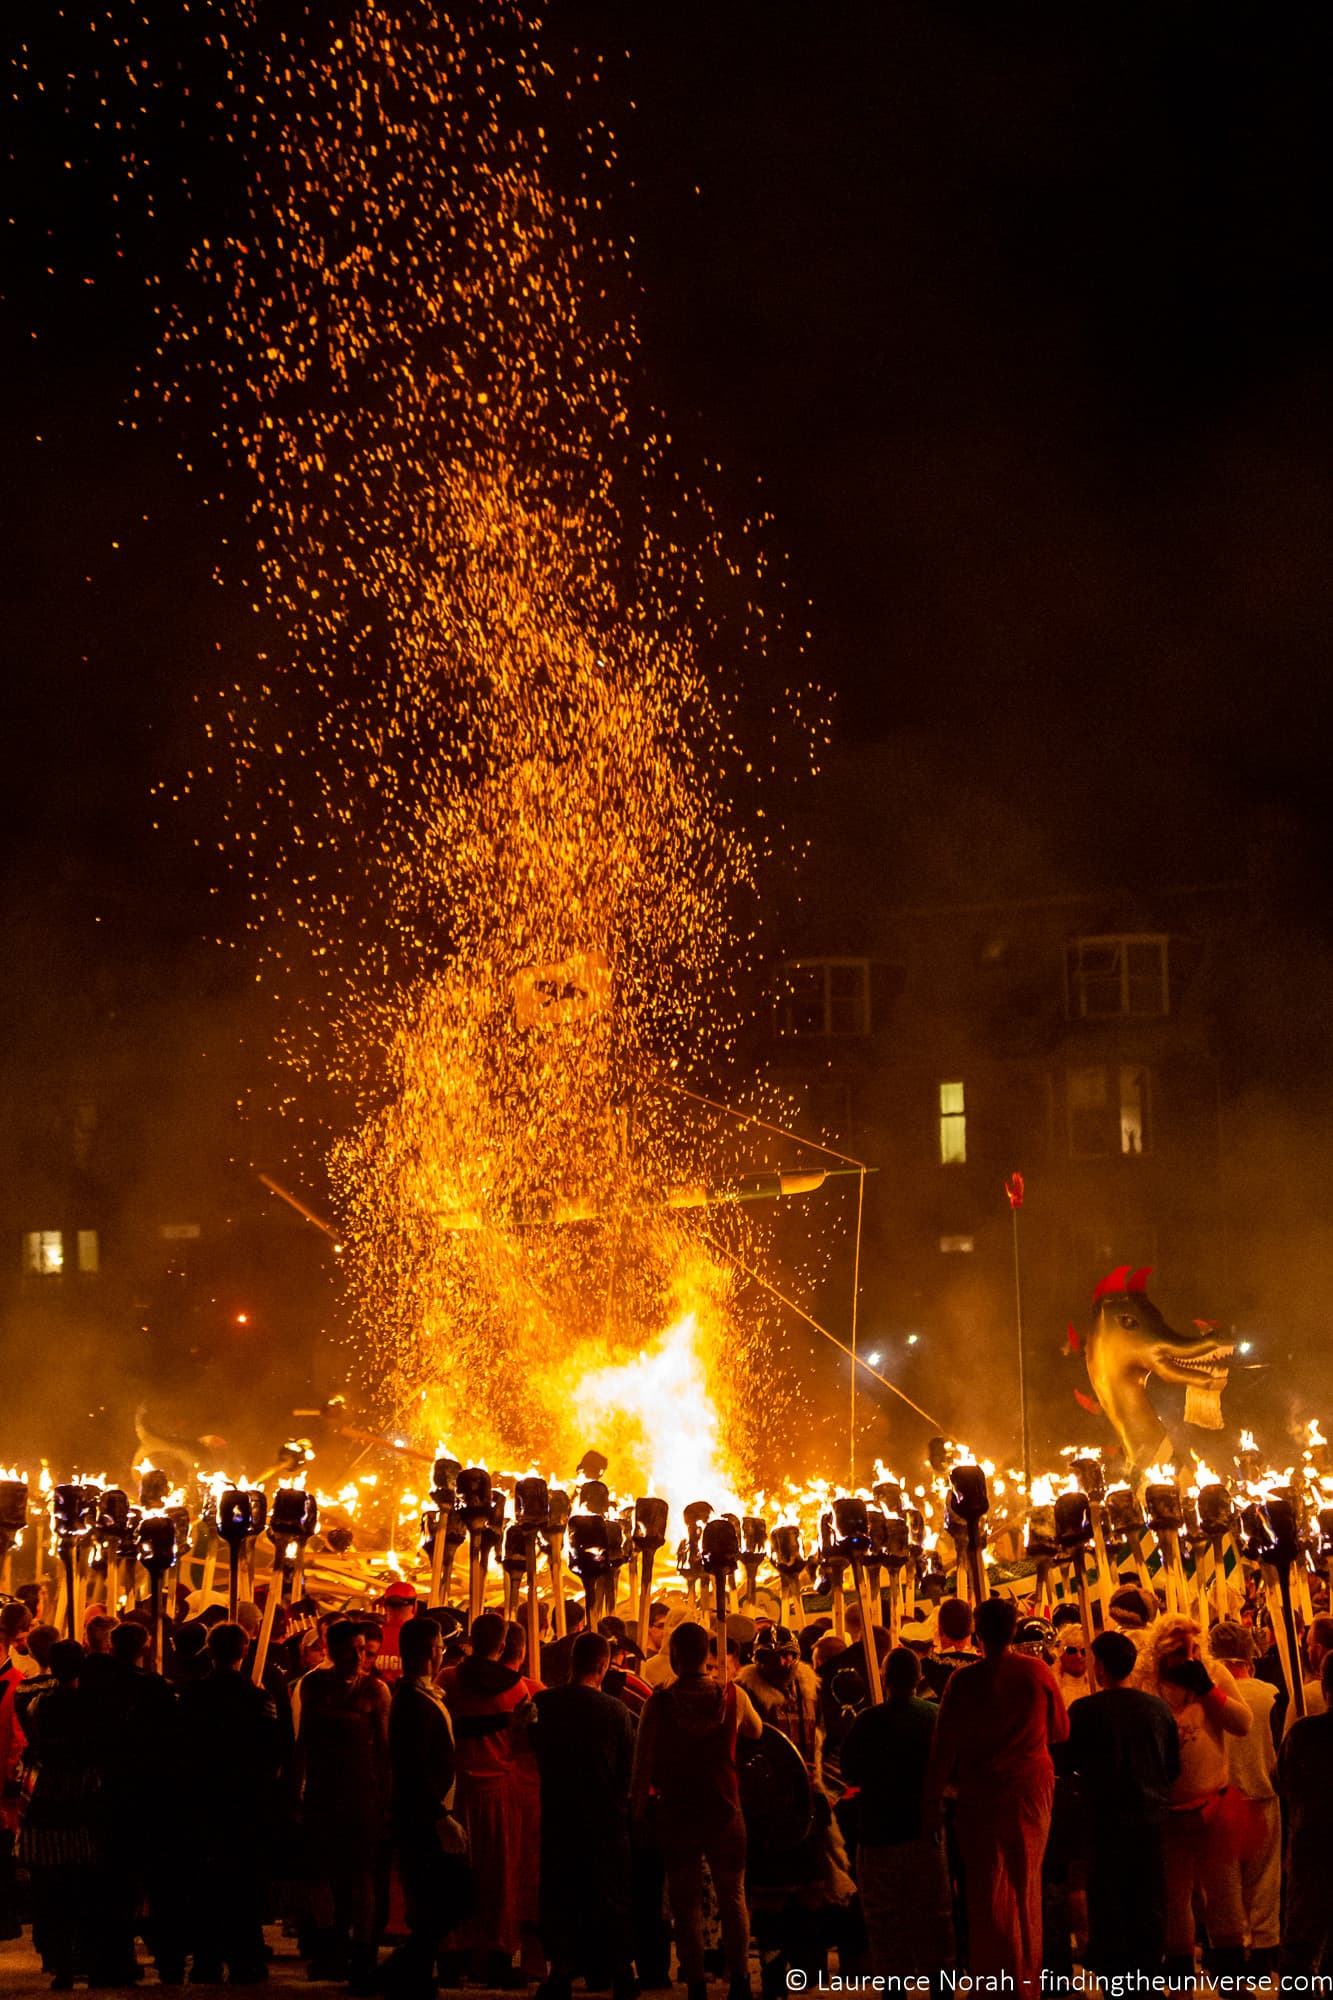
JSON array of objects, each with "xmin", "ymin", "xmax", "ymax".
[{"xmin": 4, "ymin": 4, "xmax": 1331, "ymax": 970}]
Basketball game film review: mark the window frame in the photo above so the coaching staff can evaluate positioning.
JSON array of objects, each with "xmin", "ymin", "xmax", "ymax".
[
  {"xmin": 1065, "ymin": 934, "xmax": 1170, "ymax": 1020},
  {"xmin": 774, "ymin": 957, "xmax": 872, "ymax": 1039},
  {"xmin": 938, "ymin": 1079, "xmax": 967, "ymax": 1165},
  {"xmin": 1066, "ymin": 1063, "xmax": 1153, "ymax": 1160}
]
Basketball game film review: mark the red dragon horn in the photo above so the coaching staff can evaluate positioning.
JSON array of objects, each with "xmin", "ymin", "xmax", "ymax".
[
  {"xmin": 1092, "ymin": 1265, "xmax": 1131, "ymax": 1301},
  {"xmin": 1065, "ymin": 1321, "xmax": 1081, "ymax": 1355},
  {"xmin": 1074, "ymin": 1390, "xmax": 1103, "ymax": 1416},
  {"xmin": 1126, "ymin": 1265, "xmax": 1152, "ymax": 1293}
]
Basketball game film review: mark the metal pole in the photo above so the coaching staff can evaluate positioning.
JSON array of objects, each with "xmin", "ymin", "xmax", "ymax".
[
  {"xmin": 1011, "ymin": 1194, "xmax": 1031, "ymax": 1495},
  {"xmin": 849, "ymin": 1167, "xmax": 866, "ymax": 1490}
]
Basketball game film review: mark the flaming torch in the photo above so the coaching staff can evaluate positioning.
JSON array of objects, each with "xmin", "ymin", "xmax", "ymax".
[
  {"xmin": 137, "ymin": 1509, "xmax": 178, "ymax": 1672},
  {"xmin": 569, "ymin": 1510, "xmax": 611, "ymax": 1630},
  {"xmin": 769, "ymin": 1524, "xmax": 807, "ymax": 1631},
  {"xmin": 948, "ymin": 1463, "xmax": 991, "ymax": 1610},
  {"xmin": 52, "ymin": 1484, "xmax": 96, "ymax": 1639},
  {"xmin": 427, "ymin": 1457, "xmax": 460, "ymax": 1608},
  {"xmin": 1144, "ymin": 1478, "xmax": 1191, "ymax": 1617},
  {"xmin": 0, "ymin": 1476, "xmax": 28, "ymax": 1598},
  {"xmin": 1242, "ymin": 1496, "xmax": 1303, "ymax": 1720},
  {"xmin": 544, "ymin": 1488, "xmax": 570, "ymax": 1639},
  {"xmin": 681, "ymin": 1501, "xmax": 713, "ymax": 1609},
  {"xmin": 92, "ymin": 1487, "xmax": 130, "ymax": 1611},
  {"xmin": 739, "ymin": 1515, "xmax": 767, "ymax": 1605},
  {"xmin": 633, "ymin": 1497, "xmax": 669, "ymax": 1654},
  {"xmin": 501, "ymin": 1523, "xmax": 529, "ymax": 1625},
  {"xmin": 1196, "ymin": 1479, "xmax": 1236, "ymax": 1625},
  {"xmin": 831, "ymin": 1496, "xmax": 884, "ymax": 1705},
  {"xmin": 1106, "ymin": 1485, "xmax": 1154, "ymax": 1593},
  {"xmin": 217, "ymin": 1487, "xmax": 267, "ymax": 1620},
  {"xmin": 700, "ymin": 1514, "xmax": 741, "ymax": 1672},
  {"xmin": 1054, "ymin": 1490, "xmax": 1096, "ymax": 1648},
  {"xmin": 456, "ymin": 1467, "xmax": 493, "ymax": 1629},
  {"xmin": 515, "ymin": 1478, "xmax": 550, "ymax": 1672},
  {"xmin": 1071, "ymin": 1454, "xmax": 1115, "ymax": 1625},
  {"xmin": 252, "ymin": 1487, "xmax": 317, "ymax": 1686}
]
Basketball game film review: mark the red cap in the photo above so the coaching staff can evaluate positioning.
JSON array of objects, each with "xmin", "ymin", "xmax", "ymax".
[{"xmin": 381, "ymin": 1580, "xmax": 417, "ymax": 1603}]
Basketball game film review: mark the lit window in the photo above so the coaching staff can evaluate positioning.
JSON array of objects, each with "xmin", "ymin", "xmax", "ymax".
[
  {"xmin": 76, "ymin": 1229, "xmax": 99, "ymax": 1274},
  {"xmin": 775, "ymin": 959, "xmax": 871, "ymax": 1038},
  {"xmin": 1119, "ymin": 1065, "xmax": 1150, "ymax": 1154},
  {"xmin": 940, "ymin": 1235, "xmax": 975, "ymax": 1254},
  {"xmin": 22, "ymin": 1231, "xmax": 64, "ymax": 1277},
  {"xmin": 1068, "ymin": 1066, "xmax": 1152, "ymax": 1158},
  {"xmin": 939, "ymin": 1080, "xmax": 966, "ymax": 1164},
  {"xmin": 1066, "ymin": 936, "xmax": 1169, "ymax": 1019}
]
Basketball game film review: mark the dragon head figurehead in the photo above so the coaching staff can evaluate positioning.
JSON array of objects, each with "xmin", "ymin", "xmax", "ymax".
[{"xmin": 1082, "ymin": 1266, "xmax": 1233, "ymax": 1481}]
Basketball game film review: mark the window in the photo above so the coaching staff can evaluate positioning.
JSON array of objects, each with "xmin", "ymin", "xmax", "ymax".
[
  {"xmin": 940, "ymin": 1235, "xmax": 975, "ymax": 1254},
  {"xmin": 1066, "ymin": 936, "xmax": 1169, "ymax": 1019},
  {"xmin": 76, "ymin": 1229, "xmax": 99, "ymax": 1274},
  {"xmin": 939, "ymin": 1080, "xmax": 967, "ymax": 1164},
  {"xmin": 22, "ymin": 1231, "xmax": 63, "ymax": 1276},
  {"xmin": 1068, "ymin": 1065, "xmax": 1152, "ymax": 1159},
  {"xmin": 775, "ymin": 959, "xmax": 871, "ymax": 1038}
]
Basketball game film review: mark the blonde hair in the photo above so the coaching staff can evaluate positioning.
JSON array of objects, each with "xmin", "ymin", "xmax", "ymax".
[{"xmin": 1143, "ymin": 1612, "xmax": 1201, "ymax": 1685}]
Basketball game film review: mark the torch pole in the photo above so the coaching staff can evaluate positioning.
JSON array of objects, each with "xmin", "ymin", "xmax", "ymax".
[
  {"xmin": 200, "ymin": 1534, "xmax": 219, "ymax": 1606},
  {"xmin": 548, "ymin": 1533, "xmax": 567, "ymax": 1639},
  {"xmin": 228, "ymin": 1542, "xmax": 241, "ymax": 1621},
  {"xmin": 525, "ymin": 1538, "xmax": 541, "ymax": 1678},
  {"xmin": 1264, "ymin": 1561, "xmax": 1304, "ymax": 1721},
  {"xmin": 829, "ymin": 1561, "xmax": 846, "ymax": 1642},
  {"xmin": 1210, "ymin": 1534, "xmax": 1229, "ymax": 1624},
  {"xmin": 1011, "ymin": 1198, "xmax": 1031, "ymax": 1498},
  {"xmin": 251, "ymin": 1563, "xmax": 284, "ymax": 1688},
  {"xmin": 713, "ymin": 1572, "xmax": 729, "ymax": 1674},
  {"xmin": 886, "ymin": 1562, "xmax": 904, "ymax": 1648},
  {"xmin": 1089, "ymin": 1510, "xmax": 1116, "ymax": 1625},
  {"xmin": 636, "ymin": 1545, "xmax": 659, "ymax": 1657},
  {"xmin": 58, "ymin": 1543, "xmax": 76, "ymax": 1640},
  {"xmin": 1071, "ymin": 1548, "xmax": 1095, "ymax": 1650},
  {"xmin": 428, "ymin": 1520, "xmax": 448, "ymax": 1609},
  {"xmin": 150, "ymin": 1571, "xmax": 165, "ymax": 1676},
  {"xmin": 850, "ymin": 1557, "xmax": 884, "ymax": 1705},
  {"xmin": 467, "ymin": 1527, "xmax": 483, "ymax": 1628}
]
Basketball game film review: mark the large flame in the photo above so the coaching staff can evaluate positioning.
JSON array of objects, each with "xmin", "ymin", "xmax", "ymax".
[{"xmin": 562, "ymin": 1308, "xmax": 739, "ymax": 1521}]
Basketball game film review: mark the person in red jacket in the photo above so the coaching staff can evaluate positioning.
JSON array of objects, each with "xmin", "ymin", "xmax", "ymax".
[
  {"xmin": 442, "ymin": 1612, "xmax": 539, "ymax": 1986},
  {"xmin": 924, "ymin": 1593, "xmax": 1069, "ymax": 1986}
]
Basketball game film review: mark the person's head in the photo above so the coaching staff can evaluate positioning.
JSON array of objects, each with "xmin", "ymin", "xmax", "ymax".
[
  {"xmin": 25, "ymin": 1623, "xmax": 58, "ymax": 1672},
  {"xmin": 207, "ymin": 1622, "xmax": 250, "ymax": 1672},
  {"xmin": 502, "ymin": 1621, "xmax": 527, "ymax": 1671},
  {"xmin": 327, "ymin": 1618, "xmax": 367, "ymax": 1676},
  {"xmin": 564, "ymin": 1600, "xmax": 586, "ymax": 1637},
  {"xmin": 198, "ymin": 1603, "xmax": 228, "ymax": 1629},
  {"xmin": 1058, "ymin": 1634, "xmax": 1088, "ymax": 1681},
  {"xmin": 975, "ymin": 1596, "xmax": 1019, "ymax": 1656},
  {"xmin": 937, "ymin": 1597, "xmax": 974, "ymax": 1648},
  {"xmin": 401, "ymin": 1615, "xmax": 444, "ymax": 1682},
  {"xmin": 753, "ymin": 1625, "xmax": 800, "ymax": 1688},
  {"xmin": 571, "ymin": 1632, "xmax": 611, "ymax": 1687},
  {"xmin": 381, "ymin": 1580, "xmax": 417, "ymax": 1617},
  {"xmin": 1052, "ymin": 1605, "xmax": 1084, "ymax": 1637},
  {"xmin": 298, "ymin": 1625, "xmax": 327, "ymax": 1670},
  {"xmin": 844, "ymin": 1602, "xmax": 863, "ymax": 1640},
  {"xmin": 1209, "ymin": 1621, "xmax": 1255, "ymax": 1675},
  {"xmin": 1150, "ymin": 1613, "xmax": 1202, "ymax": 1679},
  {"xmin": 172, "ymin": 1622, "xmax": 209, "ymax": 1670},
  {"xmin": 1091, "ymin": 1631, "xmax": 1138, "ymax": 1686},
  {"xmin": 110, "ymin": 1621, "xmax": 150, "ymax": 1669},
  {"xmin": 358, "ymin": 1618, "xmax": 383, "ymax": 1665},
  {"xmin": 49, "ymin": 1638, "xmax": 84, "ymax": 1685},
  {"xmin": 469, "ymin": 1611, "xmax": 506, "ymax": 1661},
  {"xmin": 1306, "ymin": 1614, "xmax": 1333, "ymax": 1675},
  {"xmin": 647, "ymin": 1599, "xmax": 670, "ymax": 1654},
  {"xmin": 1109, "ymin": 1585, "xmax": 1156, "ymax": 1632},
  {"xmin": 235, "ymin": 1600, "xmax": 262, "ymax": 1638},
  {"xmin": 669, "ymin": 1619, "xmax": 711, "ymax": 1678},
  {"xmin": 884, "ymin": 1644, "xmax": 922, "ymax": 1701},
  {"xmin": 0, "ymin": 1602, "xmax": 32, "ymax": 1651}
]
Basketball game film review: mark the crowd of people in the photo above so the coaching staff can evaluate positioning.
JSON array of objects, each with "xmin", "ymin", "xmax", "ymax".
[{"xmin": 2, "ymin": 1571, "xmax": 1332, "ymax": 1996}]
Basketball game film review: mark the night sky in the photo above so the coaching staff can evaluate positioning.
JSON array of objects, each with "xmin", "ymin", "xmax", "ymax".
[{"xmin": 4, "ymin": 4, "xmax": 1332, "ymax": 970}]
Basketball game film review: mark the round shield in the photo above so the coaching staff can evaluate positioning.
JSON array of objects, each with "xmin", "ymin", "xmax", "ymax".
[{"xmin": 738, "ymin": 1722, "xmax": 815, "ymax": 1859}]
